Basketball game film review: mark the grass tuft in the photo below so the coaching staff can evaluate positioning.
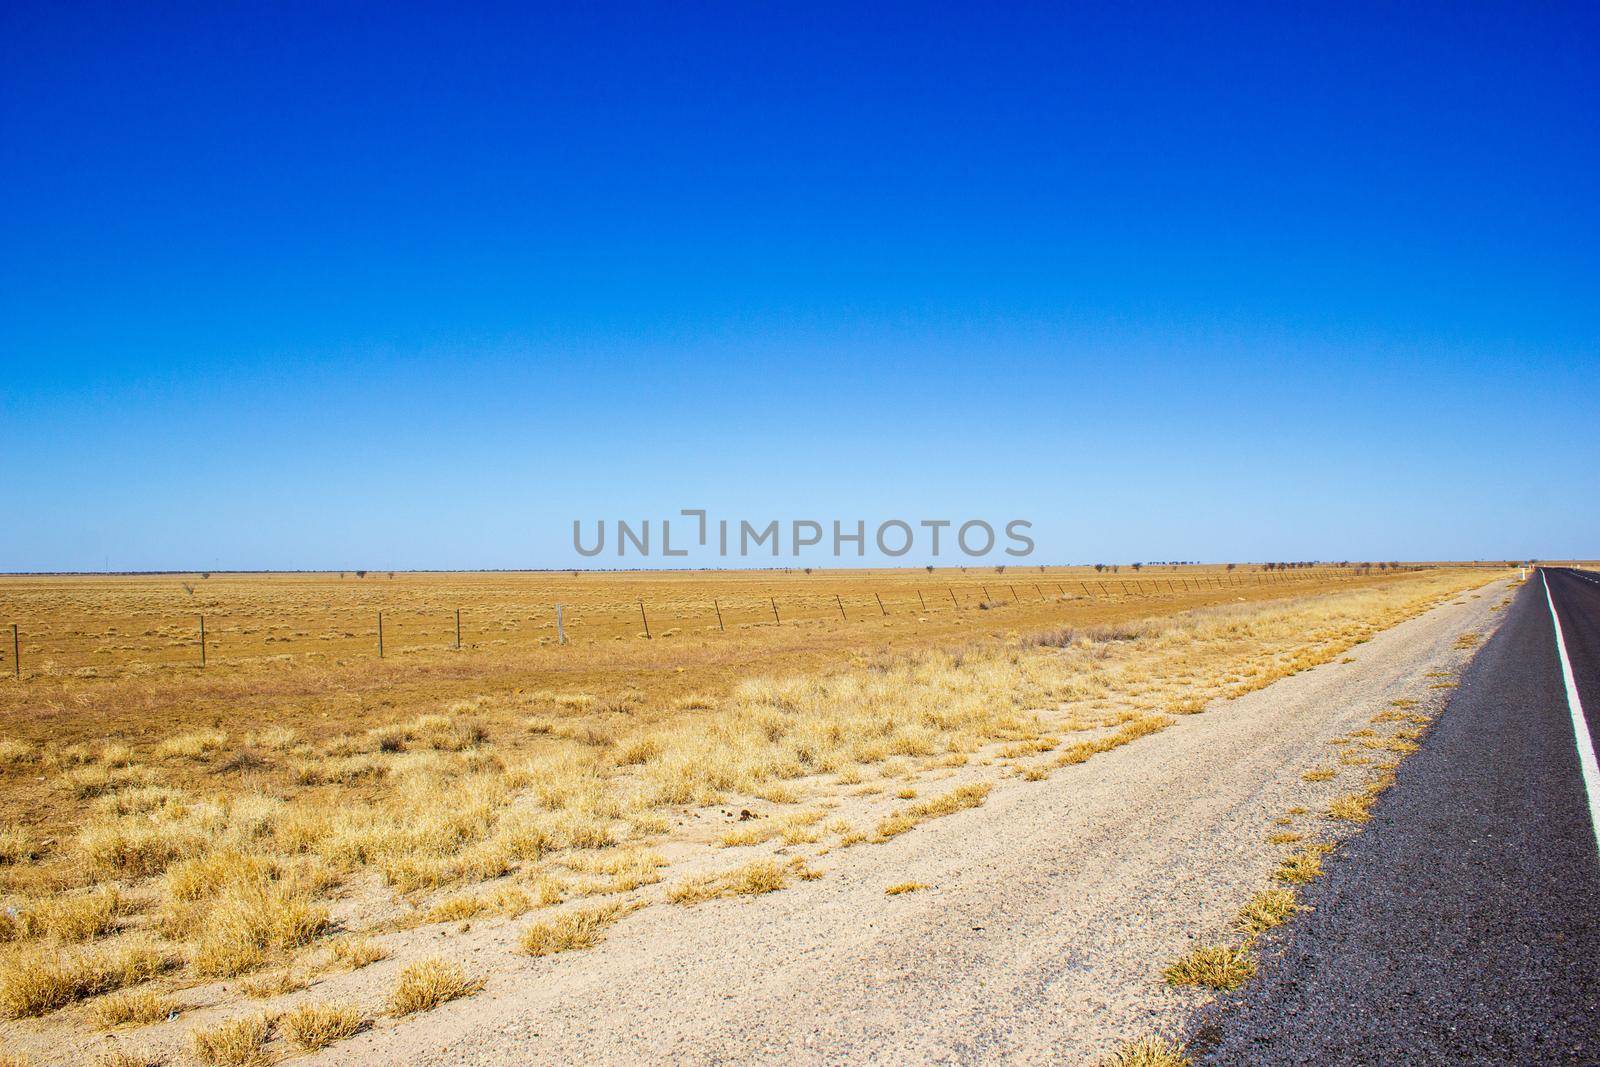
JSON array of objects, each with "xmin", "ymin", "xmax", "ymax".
[
  {"xmin": 1162, "ymin": 943, "xmax": 1256, "ymax": 990},
  {"xmin": 280, "ymin": 1000, "xmax": 365, "ymax": 1050},
  {"xmin": 90, "ymin": 987, "xmax": 179, "ymax": 1028},
  {"xmin": 1274, "ymin": 844, "xmax": 1332, "ymax": 885},
  {"xmin": 192, "ymin": 1013, "xmax": 273, "ymax": 1066},
  {"xmin": 1327, "ymin": 792, "xmax": 1374, "ymax": 823},
  {"xmin": 519, "ymin": 902, "xmax": 628, "ymax": 957},
  {"xmin": 1235, "ymin": 888, "xmax": 1298, "ymax": 936},
  {"xmin": 389, "ymin": 958, "xmax": 482, "ymax": 1016},
  {"xmin": 1107, "ymin": 1034, "xmax": 1192, "ymax": 1067}
]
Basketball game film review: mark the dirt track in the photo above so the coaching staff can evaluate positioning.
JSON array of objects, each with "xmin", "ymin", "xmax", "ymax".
[{"xmin": 304, "ymin": 582, "xmax": 1506, "ymax": 1065}]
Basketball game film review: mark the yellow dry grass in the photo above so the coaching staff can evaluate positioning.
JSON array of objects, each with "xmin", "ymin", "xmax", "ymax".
[
  {"xmin": 280, "ymin": 1000, "xmax": 365, "ymax": 1050},
  {"xmin": 1162, "ymin": 942, "xmax": 1256, "ymax": 990},
  {"xmin": 1107, "ymin": 1034, "xmax": 1192, "ymax": 1067},
  {"xmin": 191, "ymin": 1012, "xmax": 273, "ymax": 1066},
  {"xmin": 518, "ymin": 901, "xmax": 631, "ymax": 956},
  {"xmin": 89, "ymin": 986, "xmax": 179, "ymax": 1028},
  {"xmin": 388, "ymin": 957, "xmax": 482, "ymax": 1016},
  {"xmin": 0, "ymin": 565, "xmax": 1499, "ymax": 1056},
  {"xmin": 1234, "ymin": 889, "xmax": 1298, "ymax": 937}
]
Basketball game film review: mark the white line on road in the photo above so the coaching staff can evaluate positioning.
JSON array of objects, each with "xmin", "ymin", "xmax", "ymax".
[{"xmin": 1543, "ymin": 570, "xmax": 1600, "ymax": 856}]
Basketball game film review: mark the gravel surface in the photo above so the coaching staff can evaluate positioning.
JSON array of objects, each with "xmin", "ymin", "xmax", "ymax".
[
  {"xmin": 302, "ymin": 584, "xmax": 1507, "ymax": 1066},
  {"xmin": 1196, "ymin": 573, "xmax": 1600, "ymax": 1065}
]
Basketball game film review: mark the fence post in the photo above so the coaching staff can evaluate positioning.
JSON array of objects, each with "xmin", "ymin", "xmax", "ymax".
[
  {"xmin": 199, "ymin": 615, "xmax": 206, "ymax": 668},
  {"xmin": 949, "ymin": 587, "xmax": 959, "ymax": 609},
  {"xmin": 982, "ymin": 585, "xmax": 991, "ymax": 603},
  {"xmin": 917, "ymin": 590, "xmax": 926, "ymax": 612},
  {"xmin": 1034, "ymin": 584, "xmax": 1044, "ymax": 601},
  {"xmin": 556, "ymin": 603, "xmax": 565, "ymax": 644},
  {"xmin": 639, "ymin": 600, "xmax": 651, "ymax": 638},
  {"xmin": 1009, "ymin": 584, "xmax": 1018, "ymax": 602},
  {"xmin": 714, "ymin": 598, "xmax": 724, "ymax": 632},
  {"xmin": 771, "ymin": 597, "xmax": 780, "ymax": 624},
  {"xmin": 11, "ymin": 624, "xmax": 18, "ymax": 678},
  {"xmin": 455, "ymin": 608, "xmax": 461, "ymax": 650},
  {"xmin": 835, "ymin": 594, "xmax": 846, "ymax": 620},
  {"xmin": 378, "ymin": 611, "xmax": 384, "ymax": 658},
  {"xmin": 875, "ymin": 592, "xmax": 887, "ymax": 615}
]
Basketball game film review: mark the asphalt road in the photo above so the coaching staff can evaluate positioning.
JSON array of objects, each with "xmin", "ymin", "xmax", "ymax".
[{"xmin": 1197, "ymin": 570, "xmax": 1600, "ymax": 1065}]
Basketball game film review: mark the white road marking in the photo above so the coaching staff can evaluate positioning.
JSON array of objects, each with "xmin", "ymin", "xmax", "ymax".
[{"xmin": 1543, "ymin": 570, "xmax": 1600, "ymax": 856}]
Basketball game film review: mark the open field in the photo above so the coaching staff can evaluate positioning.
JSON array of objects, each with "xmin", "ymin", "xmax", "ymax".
[{"xmin": 0, "ymin": 565, "xmax": 1504, "ymax": 1065}]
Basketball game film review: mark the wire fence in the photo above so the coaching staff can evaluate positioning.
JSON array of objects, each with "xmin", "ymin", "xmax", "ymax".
[{"xmin": 0, "ymin": 567, "xmax": 1405, "ymax": 680}]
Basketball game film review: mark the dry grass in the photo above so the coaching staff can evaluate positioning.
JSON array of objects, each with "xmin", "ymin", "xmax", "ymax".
[
  {"xmin": 519, "ymin": 902, "xmax": 630, "ymax": 956},
  {"xmin": 329, "ymin": 935, "xmax": 389, "ymax": 970},
  {"xmin": 0, "ymin": 942, "xmax": 170, "ymax": 1018},
  {"xmin": 1274, "ymin": 844, "xmax": 1333, "ymax": 886},
  {"xmin": 1300, "ymin": 767, "xmax": 1337, "ymax": 783},
  {"xmin": 1107, "ymin": 1034, "xmax": 1192, "ymax": 1067},
  {"xmin": 1235, "ymin": 889, "xmax": 1298, "ymax": 937},
  {"xmin": 95, "ymin": 1051, "xmax": 162, "ymax": 1067},
  {"xmin": 280, "ymin": 1000, "xmax": 365, "ymax": 1050},
  {"xmin": 389, "ymin": 957, "xmax": 482, "ymax": 1016},
  {"xmin": 885, "ymin": 881, "xmax": 929, "ymax": 895},
  {"xmin": 192, "ymin": 1012, "xmax": 273, "ymax": 1066},
  {"xmin": 237, "ymin": 969, "xmax": 307, "ymax": 998},
  {"xmin": 90, "ymin": 987, "xmax": 179, "ymax": 1028},
  {"xmin": 667, "ymin": 857, "xmax": 809, "ymax": 904},
  {"xmin": 1162, "ymin": 942, "xmax": 1256, "ymax": 990},
  {"xmin": 1327, "ymin": 792, "xmax": 1375, "ymax": 824}
]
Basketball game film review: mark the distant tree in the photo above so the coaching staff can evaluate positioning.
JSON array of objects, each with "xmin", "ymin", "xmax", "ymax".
[
  {"xmin": 1094, "ymin": 564, "xmax": 1105, "ymax": 573},
  {"xmin": 355, "ymin": 570, "xmax": 367, "ymax": 578},
  {"xmin": 1226, "ymin": 563, "xmax": 1236, "ymax": 572},
  {"xmin": 925, "ymin": 565, "xmax": 934, "ymax": 573},
  {"xmin": 995, "ymin": 565, "xmax": 1006, "ymax": 574},
  {"xmin": 1131, "ymin": 562, "xmax": 1143, "ymax": 571},
  {"xmin": 803, "ymin": 567, "xmax": 813, "ymax": 575},
  {"xmin": 200, "ymin": 572, "xmax": 211, "ymax": 579}
]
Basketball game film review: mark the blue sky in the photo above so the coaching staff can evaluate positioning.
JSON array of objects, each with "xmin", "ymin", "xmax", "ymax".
[{"xmin": 3, "ymin": 2, "xmax": 1596, "ymax": 570}]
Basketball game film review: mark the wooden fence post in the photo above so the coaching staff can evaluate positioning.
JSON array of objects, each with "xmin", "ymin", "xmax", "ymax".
[
  {"xmin": 713, "ymin": 598, "xmax": 724, "ymax": 632},
  {"xmin": 875, "ymin": 593, "xmax": 886, "ymax": 615},
  {"xmin": 917, "ymin": 590, "xmax": 926, "ymax": 611},
  {"xmin": 949, "ymin": 587, "xmax": 960, "ymax": 609},
  {"xmin": 377, "ymin": 611, "xmax": 384, "ymax": 658},
  {"xmin": 771, "ymin": 597, "xmax": 780, "ymax": 624},
  {"xmin": 556, "ymin": 603, "xmax": 565, "ymax": 644},
  {"xmin": 199, "ymin": 615, "xmax": 206, "ymax": 668},
  {"xmin": 639, "ymin": 600, "xmax": 651, "ymax": 638},
  {"xmin": 12, "ymin": 624, "xmax": 18, "ymax": 678},
  {"xmin": 455, "ymin": 608, "xmax": 461, "ymax": 650},
  {"xmin": 835, "ymin": 594, "xmax": 846, "ymax": 620}
]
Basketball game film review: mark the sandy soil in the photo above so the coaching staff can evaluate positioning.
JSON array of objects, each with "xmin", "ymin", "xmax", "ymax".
[{"xmin": 283, "ymin": 582, "xmax": 1507, "ymax": 1066}]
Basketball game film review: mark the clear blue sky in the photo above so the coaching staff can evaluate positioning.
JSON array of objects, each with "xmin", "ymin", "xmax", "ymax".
[{"xmin": 3, "ymin": 2, "xmax": 1596, "ymax": 571}]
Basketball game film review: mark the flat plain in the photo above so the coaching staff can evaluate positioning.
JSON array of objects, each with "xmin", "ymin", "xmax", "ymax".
[{"xmin": 0, "ymin": 564, "xmax": 1503, "ymax": 1065}]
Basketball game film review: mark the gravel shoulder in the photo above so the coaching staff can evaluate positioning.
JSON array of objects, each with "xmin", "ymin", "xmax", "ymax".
[{"xmin": 302, "ymin": 582, "xmax": 1509, "ymax": 1066}]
